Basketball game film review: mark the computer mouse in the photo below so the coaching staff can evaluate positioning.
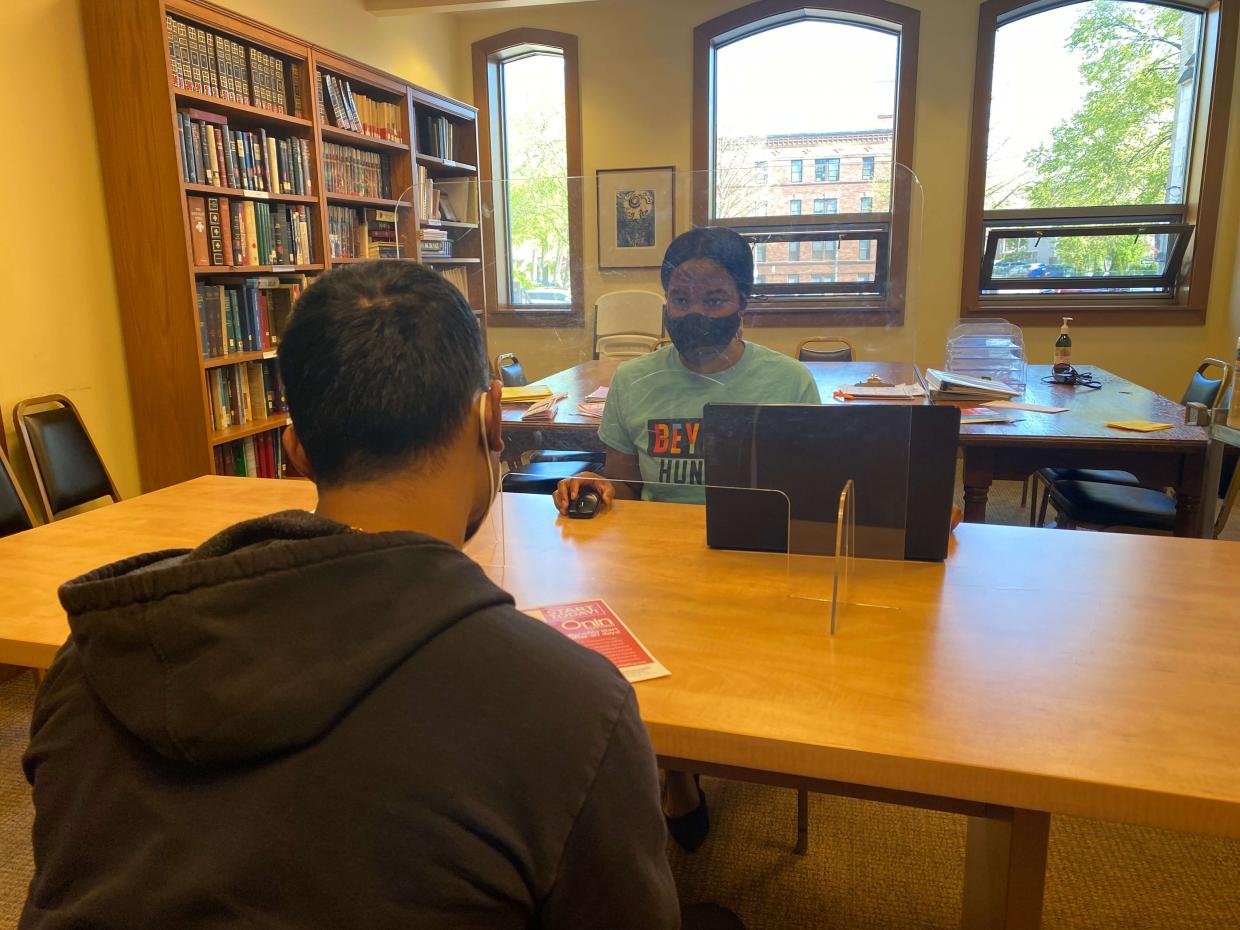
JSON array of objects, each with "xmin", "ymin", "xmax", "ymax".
[{"xmin": 566, "ymin": 488, "xmax": 601, "ymax": 519}]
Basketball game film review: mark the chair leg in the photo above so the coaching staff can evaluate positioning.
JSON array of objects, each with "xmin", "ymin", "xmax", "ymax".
[
  {"xmin": 794, "ymin": 789, "xmax": 809, "ymax": 855},
  {"xmin": 31, "ymin": 668, "xmax": 45, "ymax": 689},
  {"xmin": 1037, "ymin": 486, "xmax": 1053, "ymax": 528}
]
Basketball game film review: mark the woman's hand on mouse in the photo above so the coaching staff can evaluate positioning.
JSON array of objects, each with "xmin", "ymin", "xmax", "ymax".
[{"xmin": 553, "ymin": 473, "xmax": 616, "ymax": 514}]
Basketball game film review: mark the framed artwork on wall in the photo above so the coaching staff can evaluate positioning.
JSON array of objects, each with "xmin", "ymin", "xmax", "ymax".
[{"xmin": 596, "ymin": 166, "xmax": 676, "ymax": 269}]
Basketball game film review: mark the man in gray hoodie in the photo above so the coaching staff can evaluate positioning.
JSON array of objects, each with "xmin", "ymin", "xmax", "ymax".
[{"xmin": 21, "ymin": 262, "xmax": 681, "ymax": 929}]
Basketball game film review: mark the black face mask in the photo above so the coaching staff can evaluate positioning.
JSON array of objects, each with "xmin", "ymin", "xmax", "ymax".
[{"xmin": 664, "ymin": 308, "xmax": 741, "ymax": 360}]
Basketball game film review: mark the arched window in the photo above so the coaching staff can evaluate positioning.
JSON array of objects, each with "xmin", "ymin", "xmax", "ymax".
[
  {"xmin": 693, "ymin": 1, "xmax": 920, "ymax": 324},
  {"xmin": 963, "ymin": 0, "xmax": 1236, "ymax": 321},
  {"xmin": 473, "ymin": 29, "xmax": 584, "ymax": 326}
]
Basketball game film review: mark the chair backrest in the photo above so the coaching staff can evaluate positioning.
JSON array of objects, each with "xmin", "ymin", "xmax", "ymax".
[
  {"xmin": 0, "ymin": 448, "xmax": 35, "ymax": 538},
  {"xmin": 13, "ymin": 394, "xmax": 120, "ymax": 520},
  {"xmin": 797, "ymin": 337, "xmax": 855, "ymax": 363},
  {"xmin": 595, "ymin": 334, "xmax": 661, "ymax": 361},
  {"xmin": 494, "ymin": 353, "xmax": 528, "ymax": 387},
  {"xmin": 593, "ymin": 291, "xmax": 665, "ymax": 357},
  {"xmin": 1182, "ymin": 357, "xmax": 1228, "ymax": 408}
]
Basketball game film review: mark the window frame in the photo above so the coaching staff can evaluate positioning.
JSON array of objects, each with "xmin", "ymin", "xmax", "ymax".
[
  {"xmin": 791, "ymin": 158, "xmax": 804, "ymax": 182},
  {"xmin": 961, "ymin": 0, "xmax": 1238, "ymax": 325},
  {"xmin": 693, "ymin": 0, "xmax": 920, "ymax": 327},
  {"xmin": 473, "ymin": 28, "xmax": 585, "ymax": 328}
]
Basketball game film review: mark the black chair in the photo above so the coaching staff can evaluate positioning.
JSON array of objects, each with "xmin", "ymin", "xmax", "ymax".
[
  {"xmin": 1, "ymin": 446, "xmax": 36, "ymax": 538},
  {"xmin": 796, "ymin": 337, "xmax": 854, "ymax": 363},
  {"xmin": 1032, "ymin": 358, "xmax": 1229, "ymax": 527},
  {"xmin": 1040, "ymin": 365, "xmax": 1231, "ymax": 534},
  {"xmin": 493, "ymin": 354, "xmax": 605, "ymax": 493},
  {"xmin": 13, "ymin": 394, "xmax": 120, "ymax": 521}
]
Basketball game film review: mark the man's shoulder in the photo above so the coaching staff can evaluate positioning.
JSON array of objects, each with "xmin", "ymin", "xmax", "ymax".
[
  {"xmin": 612, "ymin": 346, "xmax": 675, "ymax": 386},
  {"xmin": 745, "ymin": 341, "xmax": 803, "ymax": 369}
]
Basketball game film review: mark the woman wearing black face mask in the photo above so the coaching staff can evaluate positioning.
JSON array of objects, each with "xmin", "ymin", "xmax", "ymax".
[
  {"xmin": 552, "ymin": 227, "xmax": 820, "ymax": 854},
  {"xmin": 554, "ymin": 226, "xmax": 820, "ymax": 515}
]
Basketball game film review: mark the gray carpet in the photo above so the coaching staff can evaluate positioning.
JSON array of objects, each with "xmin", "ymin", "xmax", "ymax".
[{"xmin": 0, "ymin": 478, "xmax": 1234, "ymax": 927}]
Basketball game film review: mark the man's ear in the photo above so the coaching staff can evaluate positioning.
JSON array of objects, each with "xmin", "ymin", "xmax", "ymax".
[
  {"xmin": 282, "ymin": 423, "xmax": 315, "ymax": 480},
  {"xmin": 485, "ymin": 379, "xmax": 504, "ymax": 453}
]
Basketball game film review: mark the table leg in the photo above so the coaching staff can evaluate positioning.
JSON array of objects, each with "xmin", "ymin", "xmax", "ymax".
[
  {"xmin": 961, "ymin": 808, "xmax": 1050, "ymax": 930},
  {"xmin": 962, "ymin": 449, "xmax": 994, "ymax": 524},
  {"xmin": 1173, "ymin": 451, "xmax": 1207, "ymax": 538}
]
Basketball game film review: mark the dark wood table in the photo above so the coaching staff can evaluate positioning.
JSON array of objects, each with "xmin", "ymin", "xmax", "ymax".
[
  {"xmin": 501, "ymin": 359, "xmax": 919, "ymax": 461},
  {"xmin": 503, "ymin": 360, "xmax": 1208, "ymax": 537},
  {"xmin": 958, "ymin": 364, "xmax": 1207, "ymax": 537}
]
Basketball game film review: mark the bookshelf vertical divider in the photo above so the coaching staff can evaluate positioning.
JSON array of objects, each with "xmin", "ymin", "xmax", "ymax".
[{"xmin": 80, "ymin": 0, "xmax": 484, "ymax": 492}]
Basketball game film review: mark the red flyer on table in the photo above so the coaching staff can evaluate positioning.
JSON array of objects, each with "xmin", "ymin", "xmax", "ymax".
[{"xmin": 525, "ymin": 599, "xmax": 670, "ymax": 683}]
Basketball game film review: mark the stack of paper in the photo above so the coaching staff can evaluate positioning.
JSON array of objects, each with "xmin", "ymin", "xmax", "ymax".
[
  {"xmin": 501, "ymin": 384, "xmax": 553, "ymax": 405},
  {"xmin": 835, "ymin": 383, "xmax": 926, "ymax": 401},
  {"xmin": 924, "ymin": 368, "xmax": 1020, "ymax": 403},
  {"xmin": 584, "ymin": 386, "xmax": 609, "ymax": 401},
  {"xmin": 576, "ymin": 400, "xmax": 606, "ymax": 419},
  {"xmin": 959, "ymin": 407, "xmax": 1020, "ymax": 425},
  {"xmin": 520, "ymin": 393, "xmax": 565, "ymax": 421}
]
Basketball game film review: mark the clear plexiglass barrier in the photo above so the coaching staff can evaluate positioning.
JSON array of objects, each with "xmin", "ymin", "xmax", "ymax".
[{"xmin": 381, "ymin": 165, "xmax": 963, "ymax": 632}]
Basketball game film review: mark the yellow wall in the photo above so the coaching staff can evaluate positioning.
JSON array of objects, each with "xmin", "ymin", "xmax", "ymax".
[
  {"xmin": 0, "ymin": 0, "xmax": 141, "ymax": 504},
  {"xmin": 0, "ymin": 0, "xmax": 460, "ymax": 512},
  {"xmin": 460, "ymin": 0, "xmax": 1240, "ymax": 398}
]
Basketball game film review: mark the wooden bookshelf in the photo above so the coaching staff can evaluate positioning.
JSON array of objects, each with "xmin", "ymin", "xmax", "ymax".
[{"xmin": 81, "ymin": 0, "xmax": 485, "ymax": 490}]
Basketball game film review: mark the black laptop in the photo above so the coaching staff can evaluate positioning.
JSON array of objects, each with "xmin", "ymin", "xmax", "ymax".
[{"xmin": 701, "ymin": 403, "xmax": 960, "ymax": 561}]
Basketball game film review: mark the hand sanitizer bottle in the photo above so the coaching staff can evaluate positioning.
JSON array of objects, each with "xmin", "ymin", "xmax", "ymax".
[{"xmin": 1053, "ymin": 317, "xmax": 1073, "ymax": 384}]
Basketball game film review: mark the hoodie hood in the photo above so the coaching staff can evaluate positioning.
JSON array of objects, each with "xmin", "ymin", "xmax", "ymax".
[{"xmin": 58, "ymin": 510, "xmax": 513, "ymax": 766}]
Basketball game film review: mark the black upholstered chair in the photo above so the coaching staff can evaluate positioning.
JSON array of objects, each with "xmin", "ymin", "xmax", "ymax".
[
  {"xmin": 796, "ymin": 337, "xmax": 854, "ymax": 363},
  {"xmin": 0, "ymin": 447, "xmax": 36, "ymax": 538},
  {"xmin": 13, "ymin": 395, "xmax": 120, "ymax": 521},
  {"xmin": 1032, "ymin": 358, "xmax": 1229, "ymax": 527},
  {"xmin": 1040, "ymin": 367, "xmax": 1232, "ymax": 534}
]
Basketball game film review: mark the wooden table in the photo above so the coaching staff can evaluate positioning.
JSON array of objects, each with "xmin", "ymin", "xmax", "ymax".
[
  {"xmin": 505, "ymin": 359, "xmax": 1208, "ymax": 536},
  {"xmin": 501, "ymin": 359, "xmax": 918, "ymax": 463},
  {"xmin": 3, "ymin": 476, "xmax": 1239, "ymax": 930},
  {"xmin": 959, "ymin": 364, "xmax": 1207, "ymax": 536}
]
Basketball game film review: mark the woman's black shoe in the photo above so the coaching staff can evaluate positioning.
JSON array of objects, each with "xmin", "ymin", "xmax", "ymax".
[{"xmin": 665, "ymin": 776, "xmax": 709, "ymax": 852}]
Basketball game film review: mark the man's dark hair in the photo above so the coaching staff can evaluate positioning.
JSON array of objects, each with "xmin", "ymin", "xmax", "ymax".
[
  {"xmin": 659, "ymin": 226, "xmax": 754, "ymax": 303},
  {"xmin": 277, "ymin": 262, "xmax": 489, "ymax": 487}
]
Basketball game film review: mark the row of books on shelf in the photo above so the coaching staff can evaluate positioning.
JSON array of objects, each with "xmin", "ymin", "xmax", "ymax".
[
  {"xmin": 207, "ymin": 359, "xmax": 288, "ymax": 431},
  {"xmin": 416, "ymin": 168, "xmax": 475, "ymax": 223},
  {"xmin": 323, "ymin": 143, "xmax": 394, "ymax": 200},
  {"xmin": 195, "ymin": 276, "xmax": 307, "ymax": 358},
  {"xmin": 419, "ymin": 115, "xmax": 458, "ymax": 161},
  {"xmin": 178, "ymin": 109, "xmax": 312, "ymax": 196},
  {"xmin": 215, "ymin": 431, "xmax": 287, "ymax": 479},
  {"xmin": 420, "ymin": 226, "xmax": 451, "ymax": 258},
  {"xmin": 435, "ymin": 266, "xmax": 469, "ymax": 296},
  {"xmin": 327, "ymin": 206, "xmax": 400, "ymax": 260},
  {"xmin": 166, "ymin": 15, "xmax": 304, "ymax": 116},
  {"xmin": 189, "ymin": 196, "xmax": 315, "ymax": 267},
  {"xmin": 318, "ymin": 73, "xmax": 404, "ymax": 143}
]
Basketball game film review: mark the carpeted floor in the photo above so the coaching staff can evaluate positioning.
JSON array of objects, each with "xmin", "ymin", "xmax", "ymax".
[{"xmin": 0, "ymin": 477, "xmax": 1235, "ymax": 928}]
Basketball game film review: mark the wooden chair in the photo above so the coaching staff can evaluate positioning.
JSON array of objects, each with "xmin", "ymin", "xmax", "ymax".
[
  {"xmin": 796, "ymin": 337, "xmax": 854, "ymax": 363},
  {"xmin": 13, "ymin": 394, "xmax": 120, "ymax": 521},
  {"xmin": 0, "ymin": 446, "xmax": 36, "ymax": 538}
]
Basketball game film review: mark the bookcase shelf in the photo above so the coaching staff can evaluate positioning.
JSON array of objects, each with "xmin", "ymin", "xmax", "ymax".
[
  {"xmin": 82, "ymin": 0, "xmax": 485, "ymax": 490},
  {"xmin": 321, "ymin": 124, "xmax": 410, "ymax": 152},
  {"xmin": 209, "ymin": 415, "xmax": 291, "ymax": 446},
  {"xmin": 193, "ymin": 264, "xmax": 324, "ymax": 275},
  {"xmin": 202, "ymin": 349, "xmax": 279, "ymax": 369},
  {"xmin": 329, "ymin": 256, "xmax": 417, "ymax": 264},
  {"xmin": 423, "ymin": 257, "xmax": 482, "ymax": 265},
  {"xmin": 416, "ymin": 153, "xmax": 477, "ymax": 176},
  {"xmin": 425, "ymin": 220, "xmax": 478, "ymax": 230},
  {"xmin": 183, "ymin": 182, "xmax": 317, "ymax": 204},
  {"xmin": 174, "ymin": 88, "xmax": 313, "ymax": 130},
  {"xmin": 325, "ymin": 192, "xmax": 406, "ymax": 209}
]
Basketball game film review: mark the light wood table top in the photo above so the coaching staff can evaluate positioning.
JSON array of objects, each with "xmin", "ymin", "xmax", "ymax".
[{"xmin": 3, "ymin": 476, "xmax": 1239, "ymax": 843}]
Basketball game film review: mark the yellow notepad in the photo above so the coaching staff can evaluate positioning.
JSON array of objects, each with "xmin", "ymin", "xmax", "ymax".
[
  {"xmin": 1107, "ymin": 420, "xmax": 1173, "ymax": 432},
  {"xmin": 500, "ymin": 384, "xmax": 553, "ymax": 404}
]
